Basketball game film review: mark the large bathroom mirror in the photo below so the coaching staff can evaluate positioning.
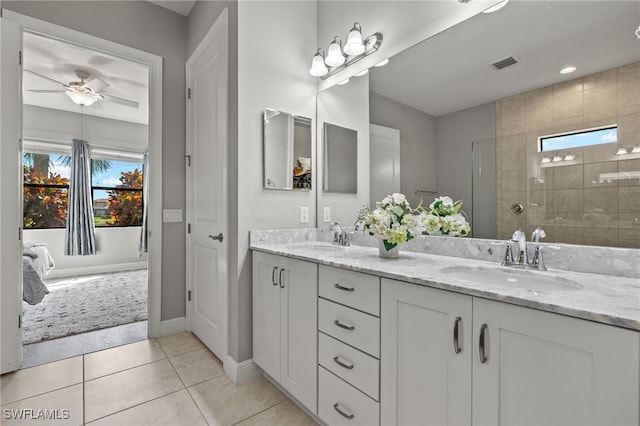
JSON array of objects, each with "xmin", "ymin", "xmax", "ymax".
[
  {"xmin": 323, "ymin": 122, "xmax": 357, "ymax": 193},
  {"xmin": 263, "ymin": 109, "xmax": 312, "ymax": 190},
  {"xmin": 317, "ymin": 0, "xmax": 640, "ymax": 248}
]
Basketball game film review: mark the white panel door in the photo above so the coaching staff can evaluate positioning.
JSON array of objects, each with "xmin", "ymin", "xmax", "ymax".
[
  {"xmin": 381, "ymin": 278, "xmax": 472, "ymax": 426},
  {"xmin": 0, "ymin": 18, "xmax": 24, "ymax": 374},
  {"xmin": 473, "ymin": 298, "xmax": 640, "ymax": 426},
  {"xmin": 370, "ymin": 124, "xmax": 400, "ymax": 208},
  {"xmin": 186, "ymin": 11, "xmax": 228, "ymax": 361}
]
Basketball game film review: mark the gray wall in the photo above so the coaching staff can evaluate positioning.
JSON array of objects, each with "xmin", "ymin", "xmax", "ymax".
[
  {"xmin": 3, "ymin": 0, "xmax": 188, "ymax": 320},
  {"xmin": 435, "ymin": 101, "xmax": 496, "ymax": 231},
  {"xmin": 369, "ymin": 91, "xmax": 437, "ymax": 208}
]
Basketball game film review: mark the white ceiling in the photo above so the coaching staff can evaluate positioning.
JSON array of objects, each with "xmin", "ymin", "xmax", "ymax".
[
  {"xmin": 23, "ymin": 32, "xmax": 150, "ymax": 125},
  {"xmin": 147, "ymin": 0, "xmax": 196, "ymax": 16},
  {"xmin": 370, "ymin": 0, "xmax": 640, "ymax": 117}
]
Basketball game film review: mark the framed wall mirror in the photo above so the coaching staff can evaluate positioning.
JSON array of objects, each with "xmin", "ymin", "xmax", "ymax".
[
  {"xmin": 263, "ymin": 109, "xmax": 312, "ymax": 190},
  {"xmin": 323, "ymin": 122, "xmax": 357, "ymax": 193}
]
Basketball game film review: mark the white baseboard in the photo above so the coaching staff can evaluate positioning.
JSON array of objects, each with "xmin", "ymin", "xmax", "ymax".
[
  {"xmin": 47, "ymin": 262, "xmax": 147, "ymax": 279},
  {"xmin": 224, "ymin": 356, "xmax": 262, "ymax": 385},
  {"xmin": 160, "ymin": 317, "xmax": 187, "ymax": 336}
]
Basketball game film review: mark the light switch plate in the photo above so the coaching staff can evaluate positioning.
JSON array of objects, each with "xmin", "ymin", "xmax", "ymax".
[
  {"xmin": 300, "ymin": 206, "xmax": 309, "ymax": 223},
  {"xmin": 163, "ymin": 209, "xmax": 183, "ymax": 223},
  {"xmin": 323, "ymin": 207, "xmax": 331, "ymax": 223}
]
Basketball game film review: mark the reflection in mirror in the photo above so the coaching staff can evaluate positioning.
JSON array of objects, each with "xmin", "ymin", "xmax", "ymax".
[
  {"xmin": 316, "ymin": 0, "xmax": 638, "ymax": 247},
  {"xmin": 263, "ymin": 109, "xmax": 312, "ymax": 190},
  {"xmin": 323, "ymin": 122, "xmax": 357, "ymax": 193}
]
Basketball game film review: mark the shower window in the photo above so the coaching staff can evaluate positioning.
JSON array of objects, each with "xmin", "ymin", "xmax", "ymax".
[{"xmin": 539, "ymin": 125, "xmax": 617, "ymax": 152}]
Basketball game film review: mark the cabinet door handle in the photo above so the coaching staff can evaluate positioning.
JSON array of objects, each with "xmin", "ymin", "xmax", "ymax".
[
  {"xmin": 333, "ymin": 319, "xmax": 355, "ymax": 331},
  {"xmin": 479, "ymin": 323, "xmax": 488, "ymax": 364},
  {"xmin": 333, "ymin": 403, "xmax": 355, "ymax": 420},
  {"xmin": 271, "ymin": 266, "xmax": 278, "ymax": 286},
  {"xmin": 278, "ymin": 268, "xmax": 285, "ymax": 288},
  {"xmin": 334, "ymin": 283, "xmax": 355, "ymax": 292},
  {"xmin": 333, "ymin": 356, "xmax": 354, "ymax": 370},
  {"xmin": 453, "ymin": 316, "xmax": 462, "ymax": 354}
]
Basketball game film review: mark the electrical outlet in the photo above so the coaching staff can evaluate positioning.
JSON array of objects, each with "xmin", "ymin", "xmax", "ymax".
[
  {"xmin": 300, "ymin": 206, "xmax": 309, "ymax": 223},
  {"xmin": 323, "ymin": 207, "xmax": 331, "ymax": 223}
]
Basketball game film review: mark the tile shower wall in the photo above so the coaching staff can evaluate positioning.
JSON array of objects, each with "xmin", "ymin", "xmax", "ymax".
[{"xmin": 496, "ymin": 62, "xmax": 640, "ymax": 248}]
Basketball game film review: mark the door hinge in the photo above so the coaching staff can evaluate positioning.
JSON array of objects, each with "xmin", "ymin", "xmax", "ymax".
[
  {"xmin": 187, "ymin": 223, "xmax": 191, "ymax": 233},
  {"xmin": 188, "ymin": 290, "xmax": 192, "ymax": 301},
  {"xmin": 187, "ymin": 88, "xmax": 191, "ymax": 99},
  {"xmin": 18, "ymin": 315, "xmax": 21, "ymax": 328},
  {"xmin": 185, "ymin": 154, "xmax": 191, "ymax": 166}
]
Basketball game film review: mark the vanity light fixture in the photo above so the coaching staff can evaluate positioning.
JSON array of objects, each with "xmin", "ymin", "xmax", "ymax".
[
  {"xmin": 482, "ymin": 0, "xmax": 509, "ymax": 14},
  {"xmin": 614, "ymin": 147, "xmax": 629, "ymax": 155},
  {"xmin": 325, "ymin": 36, "xmax": 346, "ymax": 67},
  {"xmin": 560, "ymin": 66, "xmax": 577, "ymax": 74},
  {"xmin": 540, "ymin": 157, "xmax": 552, "ymax": 164},
  {"xmin": 563, "ymin": 153, "xmax": 578, "ymax": 161},
  {"xmin": 631, "ymin": 146, "xmax": 640, "ymax": 154},
  {"xmin": 344, "ymin": 23, "xmax": 366, "ymax": 56},
  {"xmin": 309, "ymin": 22, "xmax": 383, "ymax": 80},
  {"xmin": 552, "ymin": 155, "xmax": 564, "ymax": 162}
]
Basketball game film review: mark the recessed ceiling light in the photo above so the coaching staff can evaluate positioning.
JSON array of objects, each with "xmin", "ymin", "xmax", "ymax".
[
  {"xmin": 560, "ymin": 66, "xmax": 577, "ymax": 74},
  {"xmin": 354, "ymin": 69, "xmax": 369, "ymax": 77},
  {"xmin": 483, "ymin": 0, "xmax": 509, "ymax": 14}
]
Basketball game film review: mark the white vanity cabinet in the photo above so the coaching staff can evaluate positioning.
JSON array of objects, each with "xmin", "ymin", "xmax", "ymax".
[
  {"xmin": 252, "ymin": 251, "xmax": 318, "ymax": 413},
  {"xmin": 381, "ymin": 278, "xmax": 640, "ymax": 426},
  {"xmin": 318, "ymin": 265, "xmax": 381, "ymax": 425}
]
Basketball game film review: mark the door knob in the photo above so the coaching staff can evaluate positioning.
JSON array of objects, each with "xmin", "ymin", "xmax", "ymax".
[{"xmin": 208, "ymin": 233, "xmax": 224, "ymax": 242}]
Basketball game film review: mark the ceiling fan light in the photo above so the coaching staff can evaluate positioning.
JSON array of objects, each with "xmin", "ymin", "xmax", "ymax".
[
  {"xmin": 65, "ymin": 90, "xmax": 98, "ymax": 106},
  {"xmin": 325, "ymin": 37, "xmax": 346, "ymax": 67},
  {"xmin": 344, "ymin": 23, "xmax": 365, "ymax": 56}
]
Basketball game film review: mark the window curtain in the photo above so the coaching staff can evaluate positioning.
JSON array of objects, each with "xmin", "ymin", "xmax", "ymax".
[
  {"xmin": 65, "ymin": 139, "xmax": 96, "ymax": 256},
  {"xmin": 139, "ymin": 151, "xmax": 149, "ymax": 253}
]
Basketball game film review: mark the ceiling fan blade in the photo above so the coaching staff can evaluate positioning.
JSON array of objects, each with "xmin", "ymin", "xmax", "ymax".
[
  {"xmin": 84, "ymin": 78, "xmax": 110, "ymax": 93},
  {"xmin": 25, "ymin": 69, "xmax": 68, "ymax": 87},
  {"xmin": 27, "ymin": 89, "xmax": 66, "ymax": 93},
  {"xmin": 99, "ymin": 94, "xmax": 140, "ymax": 108}
]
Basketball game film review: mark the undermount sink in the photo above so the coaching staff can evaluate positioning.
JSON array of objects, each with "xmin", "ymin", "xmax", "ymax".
[
  {"xmin": 440, "ymin": 265, "xmax": 584, "ymax": 292},
  {"xmin": 285, "ymin": 242, "xmax": 347, "ymax": 253}
]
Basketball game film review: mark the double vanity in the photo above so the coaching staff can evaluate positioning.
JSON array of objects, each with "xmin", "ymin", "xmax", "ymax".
[{"xmin": 251, "ymin": 229, "xmax": 640, "ymax": 425}]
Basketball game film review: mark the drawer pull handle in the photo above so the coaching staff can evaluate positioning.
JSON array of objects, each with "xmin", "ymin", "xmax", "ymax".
[
  {"xmin": 279, "ymin": 268, "xmax": 285, "ymax": 289},
  {"xmin": 271, "ymin": 267, "xmax": 278, "ymax": 286},
  {"xmin": 333, "ymin": 356, "xmax": 354, "ymax": 370},
  {"xmin": 334, "ymin": 283, "xmax": 355, "ymax": 292},
  {"xmin": 333, "ymin": 403, "xmax": 355, "ymax": 420},
  {"xmin": 479, "ymin": 323, "xmax": 488, "ymax": 364},
  {"xmin": 334, "ymin": 320, "xmax": 355, "ymax": 331},
  {"xmin": 453, "ymin": 316, "xmax": 462, "ymax": 354}
]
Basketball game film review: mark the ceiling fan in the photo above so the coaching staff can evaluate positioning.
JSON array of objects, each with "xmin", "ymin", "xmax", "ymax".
[{"xmin": 26, "ymin": 69, "xmax": 140, "ymax": 108}]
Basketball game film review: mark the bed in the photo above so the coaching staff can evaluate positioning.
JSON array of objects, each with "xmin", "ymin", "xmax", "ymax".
[{"xmin": 22, "ymin": 242, "xmax": 54, "ymax": 305}]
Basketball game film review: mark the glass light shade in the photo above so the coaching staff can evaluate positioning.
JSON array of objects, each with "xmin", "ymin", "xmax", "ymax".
[
  {"xmin": 482, "ymin": 0, "xmax": 509, "ymax": 14},
  {"xmin": 374, "ymin": 58, "xmax": 389, "ymax": 67},
  {"xmin": 631, "ymin": 146, "xmax": 640, "ymax": 153},
  {"xmin": 552, "ymin": 155, "xmax": 563, "ymax": 162},
  {"xmin": 354, "ymin": 69, "xmax": 369, "ymax": 77},
  {"xmin": 309, "ymin": 50, "xmax": 328, "ymax": 77},
  {"xmin": 337, "ymin": 78, "xmax": 350, "ymax": 86},
  {"xmin": 325, "ymin": 38, "xmax": 346, "ymax": 67},
  {"xmin": 540, "ymin": 157, "xmax": 552, "ymax": 164},
  {"xmin": 560, "ymin": 66, "xmax": 576, "ymax": 74},
  {"xmin": 614, "ymin": 147, "xmax": 628, "ymax": 155},
  {"xmin": 563, "ymin": 153, "xmax": 578, "ymax": 161},
  {"xmin": 65, "ymin": 90, "xmax": 98, "ymax": 106},
  {"xmin": 344, "ymin": 23, "xmax": 365, "ymax": 56}
]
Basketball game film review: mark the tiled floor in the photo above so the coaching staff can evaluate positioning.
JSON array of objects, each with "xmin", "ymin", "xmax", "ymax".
[
  {"xmin": 22, "ymin": 321, "xmax": 148, "ymax": 368},
  {"xmin": 2, "ymin": 332, "xmax": 318, "ymax": 426}
]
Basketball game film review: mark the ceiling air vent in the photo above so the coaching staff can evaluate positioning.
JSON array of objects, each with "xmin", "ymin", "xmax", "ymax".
[{"xmin": 491, "ymin": 56, "xmax": 519, "ymax": 70}]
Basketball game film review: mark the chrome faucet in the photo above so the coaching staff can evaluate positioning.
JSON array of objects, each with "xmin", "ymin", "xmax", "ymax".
[
  {"xmin": 328, "ymin": 222, "xmax": 350, "ymax": 246},
  {"xmin": 497, "ymin": 228, "xmax": 556, "ymax": 271}
]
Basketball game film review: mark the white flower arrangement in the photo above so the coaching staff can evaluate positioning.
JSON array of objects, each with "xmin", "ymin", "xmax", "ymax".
[
  {"xmin": 358, "ymin": 193, "xmax": 426, "ymax": 251},
  {"xmin": 421, "ymin": 196, "xmax": 471, "ymax": 237}
]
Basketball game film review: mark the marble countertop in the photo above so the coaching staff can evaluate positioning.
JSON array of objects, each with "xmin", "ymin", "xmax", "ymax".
[{"xmin": 251, "ymin": 240, "xmax": 640, "ymax": 331}]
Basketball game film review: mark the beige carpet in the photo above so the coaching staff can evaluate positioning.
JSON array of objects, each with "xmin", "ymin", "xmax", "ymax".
[{"xmin": 22, "ymin": 269, "xmax": 148, "ymax": 344}]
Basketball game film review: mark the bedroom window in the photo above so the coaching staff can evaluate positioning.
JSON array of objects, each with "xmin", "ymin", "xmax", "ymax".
[{"xmin": 23, "ymin": 151, "xmax": 144, "ymax": 229}]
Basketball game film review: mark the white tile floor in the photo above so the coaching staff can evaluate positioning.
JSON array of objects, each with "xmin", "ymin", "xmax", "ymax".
[{"xmin": 2, "ymin": 332, "xmax": 318, "ymax": 426}]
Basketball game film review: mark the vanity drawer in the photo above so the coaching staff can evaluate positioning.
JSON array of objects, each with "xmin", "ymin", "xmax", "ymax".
[
  {"xmin": 319, "ymin": 298, "xmax": 380, "ymax": 358},
  {"xmin": 319, "ymin": 332, "xmax": 380, "ymax": 400},
  {"xmin": 319, "ymin": 265, "xmax": 380, "ymax": 316},
  {"xmin": 319, "ymin": 367, "xmax": 380, "ymax": 426}
]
